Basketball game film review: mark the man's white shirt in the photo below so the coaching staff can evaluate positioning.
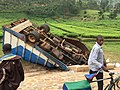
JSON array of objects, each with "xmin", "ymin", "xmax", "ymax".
[{"xmin": 88, "ymin": 42, "xmax": 104, "ymax": 71}]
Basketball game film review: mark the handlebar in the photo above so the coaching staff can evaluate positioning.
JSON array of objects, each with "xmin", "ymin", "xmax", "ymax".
[
  {"xmin": 108, "ymin": 71, "xmax": 120, "ymax": 76},
  {"xmin": 109, "ymin": 72, "xmax": 115, "ymax": 76},
  {"xmin": 85, "ymin": 70, "xmax": 119, "ymax": 82}
]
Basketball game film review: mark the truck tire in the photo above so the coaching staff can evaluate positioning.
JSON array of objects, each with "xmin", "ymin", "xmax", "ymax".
[
  {"xmin": 27, "ymin": 31, "xmax": 40, "ymax": 43},
  {"xmin": 38, "ymin": 24, "xmax": 50, "ymax": 33}
]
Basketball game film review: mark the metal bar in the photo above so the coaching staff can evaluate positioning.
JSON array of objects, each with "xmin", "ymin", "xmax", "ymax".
[
  {"xmin": 16, "ymin": 38, "xmax": 19, "ymax": 55},
  {"xmin": 10, "ymin": 34, "xmax": 12, "ymax": 44},
  {"xmin": 91, "ymin": 77, "xmax": 111, "ymax": 83},
  {"xmin": 43, "ymin": 34, "xmax": 78, "ymax": 64},
  {"xmin": 44, "ymin": 58, "xmax": 49, "ymax": 66},
  {"xmin": 22, "ymin": 43, "xmax": 26, "ymax": 58},
  {"xmin": 29, "ymin": 46, "xmax": 34, "ymax": 62},
  {"xmin": 35, "ymin": 52, "xmax": 41, "ymax": 64},
  {"xmin": 23, "ymin": 44, "xmax": 27, "ymax": 59}
]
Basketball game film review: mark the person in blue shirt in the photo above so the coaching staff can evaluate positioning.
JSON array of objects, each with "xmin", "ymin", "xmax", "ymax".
[
  {"xmin": 0, "ymin": 43, "xmax": 24, "ymax": 90},
  {"xmin": 88, "ymin": 35, "xmax": 109, "ymax": 90}
]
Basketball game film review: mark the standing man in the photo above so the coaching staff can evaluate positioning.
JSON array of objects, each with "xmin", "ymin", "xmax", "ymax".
[
  {"xmin": 88, "ymin": 35, "xmax": 109, "ymax": 90},
  {"xmin": 0, "ymin": 43, "xmax": 24, "ymax": 90}
]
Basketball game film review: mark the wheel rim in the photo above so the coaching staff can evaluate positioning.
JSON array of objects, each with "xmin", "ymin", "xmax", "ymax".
[{"xmin": 28, "ymin": 35, "xmax": 36, "ymax": 43}]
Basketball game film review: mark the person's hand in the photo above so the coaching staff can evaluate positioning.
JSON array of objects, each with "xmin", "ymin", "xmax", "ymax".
[
  {"xmin": 102, "ymin": 66, "xmax": 109, "ymax": 72},
  {"xmin": 108, "ymin": 71, "xmax": 115, "ymax": 76}
]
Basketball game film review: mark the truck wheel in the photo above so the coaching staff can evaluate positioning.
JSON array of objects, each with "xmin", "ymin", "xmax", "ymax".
[
  {"xmin": 27, "ymin": 31, "xmax": 40, "ymax": 43},
  {"xmin": 38, "ymin": 24, "xmax": 50, "ymax": 33}
]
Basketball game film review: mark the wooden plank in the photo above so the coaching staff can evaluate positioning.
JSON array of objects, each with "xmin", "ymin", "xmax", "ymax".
[
  {"xmin": 68, "ymin": 65, "xmax": 89, "ymax": 72},
  {"xmin": 107, "ymin": 63, "xmax": 115, "ymax": 70},
  {"xmin": 11, "ymin": 20, "xmax": 32, "ymax": 33},
  {"xmin": 68, "ymin": 63, "xmax": 115, "ymax": 72}
]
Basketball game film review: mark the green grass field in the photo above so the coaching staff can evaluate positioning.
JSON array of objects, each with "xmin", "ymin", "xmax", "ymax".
[
  {"xmin": 84, "ymin": 41, "xmax": 120, "ymax": 63},
  {"xmin": 48, "ymin": 19, "xmax": 120, "ymax": 38},
  {"xmin": 0, "ymin": 12, "xmax": 120, "ymax": 63},
  {"xmin": 0, "ymin": 12, "xmax": 120, "ymax": 38}
]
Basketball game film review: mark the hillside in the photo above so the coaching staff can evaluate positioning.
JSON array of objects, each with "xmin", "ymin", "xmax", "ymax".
[
  {"xmin": 0, "ymin": 0, "xmax": 120, "ymax": 13},
  {"xmin": 0, "ymin": 3, "xmax": 120, "ymax": 67},
  {"xmin": 0, "ymin": 11, "xmax": 120, "ymax": 39}
]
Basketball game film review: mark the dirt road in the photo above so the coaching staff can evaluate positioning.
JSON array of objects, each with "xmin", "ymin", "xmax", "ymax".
[{"xmin": 17, "ymin": 61, "xmax": 120, "ymax": 90}]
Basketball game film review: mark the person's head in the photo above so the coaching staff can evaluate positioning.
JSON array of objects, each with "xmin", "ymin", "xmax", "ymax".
[
  {"xmin": 2, "ymin": 43, "xmax": 12, "ymax": 54},
  {"xmin": 96, "ymin": 35, "xmax": 104, "ymax": 46}
]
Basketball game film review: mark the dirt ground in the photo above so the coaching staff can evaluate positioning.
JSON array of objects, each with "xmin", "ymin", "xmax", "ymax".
[{"xmin": 17, "ymin": 61, "xmax": 120, "ymax": 90}]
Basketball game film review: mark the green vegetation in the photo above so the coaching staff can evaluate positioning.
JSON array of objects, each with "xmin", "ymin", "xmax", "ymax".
[
  {"xmin": 0, "ymin": 12, "xmax": 119, "ymax": 63},
  {"xmin": 0, "ymin": 42, "xmax": 3, "ymax": 57},
  {"xmin": 0, "ymin": 0, "xmax": 120, "ymax": 63},
  {"xmin": 0, "ymin": 11, "xmax": 120, "ymax": 39},
  {"xmin": 0, "ymin": 12, "xmax": 45, "ymax": 37},
  {"xmin": 0, "ymin": 10, "xmax": 120, "ymax": 35},
  {"xmin": 49, "ymin": 20, "xmax": 120, "ymax": 38},
  {"xmin": 84, "ymin": 41, "xmax": 120, "ymax": 63},
  {"xmin": 0, "ymin": 0, "xmax": 82, "ymax": 18},
  {"xmin": 0, "ymin": 0, "xmax": 120, "ymax": 18}
]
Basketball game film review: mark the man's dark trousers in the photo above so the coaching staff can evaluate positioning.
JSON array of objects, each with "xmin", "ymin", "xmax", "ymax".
[{"xmin": 89, "ymin": 70, "xmax": 103, "ymax": 90}]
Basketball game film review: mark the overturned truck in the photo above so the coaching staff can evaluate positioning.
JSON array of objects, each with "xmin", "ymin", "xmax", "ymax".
[{"xmin": 2, "ymin": 18, "xmax": 89, "ymax": 71}]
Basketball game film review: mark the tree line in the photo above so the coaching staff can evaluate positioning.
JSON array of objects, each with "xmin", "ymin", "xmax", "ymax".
[{"xmin": 0, "ymin": 0, "xmax": 120, "ymax": 19}]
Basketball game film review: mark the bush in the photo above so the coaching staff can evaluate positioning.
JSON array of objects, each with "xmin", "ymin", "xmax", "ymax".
[{"xmin": 109, "ymin": 10, "xmax": 118, "ymax": 19}]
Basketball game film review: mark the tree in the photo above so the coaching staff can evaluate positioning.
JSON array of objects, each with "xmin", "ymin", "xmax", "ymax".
[
  {"xmin": 26, "ymin": 0, "xmax": 81, "ymax": 18},
  {"xmin": 0, "ymin": 0, "xmax": 83, "ymax": 17},
  {"xmin": 87, "ymin": 0, "xmax": 99, "ymax": 10},
  {"xmin": 115, "ymin": 2, "xmax": 120, "ymax": 13},
  {"xmin": 97, "ymin": 0, "xmax": 109, "ymax": 19},
  {"xmin": 59, "ymin": 0, "xmax": 80, "ymax": 16},
  {"xmin": 109, "ymin": 9, "xmax": 118, "ymax": 19},
  {"xmin": 76, "ymin": 0, "xmax": 82, "ymax": 10}
]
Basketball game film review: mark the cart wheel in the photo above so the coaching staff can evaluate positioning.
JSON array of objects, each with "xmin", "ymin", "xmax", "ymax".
[
  {"xmin": 38, "ymin": 24, "xmax": 50, "ymax": 33},
  {"xmin": 27, "ymin": 31, "xmax": 40, "ymax": 43}
]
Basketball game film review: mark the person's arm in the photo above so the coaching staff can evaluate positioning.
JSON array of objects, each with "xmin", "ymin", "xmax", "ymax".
[
  {"xmin": 103, "ymin": 57, "xmax": 107, "ymax": 67},
  {"xmin": 101, "ymin": 65, "xmax": 109, "ymax": 72}
]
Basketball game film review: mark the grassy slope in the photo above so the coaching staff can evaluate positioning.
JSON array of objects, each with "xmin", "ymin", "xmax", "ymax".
[
  {"xmin": 46, "ymin": 10, "xmax": 120, "ymax": 38},
  {"xmin": 0, "ymin": 12, "xmax": 45, "ymax": 27},
  {"xmin": 47, "ymin": 13, "xmax": 120, "ymax": 38},
  {"xmin": 0, "ymin": 12, "xmax": 120, "ymax": 63},
  {"xmin": 84, "ymin": 41, "xmax": 120, "ymax": 63},
  {"xmin": 49, "ymin": 21, "xmax": 120, "ymax": 38},
  {"xmin": 0, "ymin": 11, "xmax": 120, "ymax": 38}
]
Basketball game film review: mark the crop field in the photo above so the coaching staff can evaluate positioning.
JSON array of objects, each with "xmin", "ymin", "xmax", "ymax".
[
  {"xmin": 48, "ymin": 19, "xmax": 120, "ymax": 38},
  {"xmin": 0, "ymin": 12, "xmax": 120, "ymax": 38},
  {"xmin": 0, "ymin": 12, "xmax": 120, "ymax": 63}
]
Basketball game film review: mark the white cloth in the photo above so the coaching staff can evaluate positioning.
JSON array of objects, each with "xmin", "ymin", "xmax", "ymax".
[{"xmin": 88, "ymin": 42, "xmax": 104, "ymax": 71}]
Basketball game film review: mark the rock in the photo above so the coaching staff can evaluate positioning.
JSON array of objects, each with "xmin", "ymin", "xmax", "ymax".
[
  {"xmin": 106, "ymin": 58, "xmax": 110, "ymax": 63},
  {"xmin": 107, "ymin": 63, "xmax": 115, "ymax": 70},
  {"xmin": 68, "ymin": 65, "xmax": 89, "ymax": 72},
  {"xmin": 115, "ymin": 63, "xmax": 120, "ymax": 68}
]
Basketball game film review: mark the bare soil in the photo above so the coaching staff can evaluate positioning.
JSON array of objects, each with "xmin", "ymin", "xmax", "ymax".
[{"xmin": 17, "ymin": 61, "xmax": 120, "ymax": 90}]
